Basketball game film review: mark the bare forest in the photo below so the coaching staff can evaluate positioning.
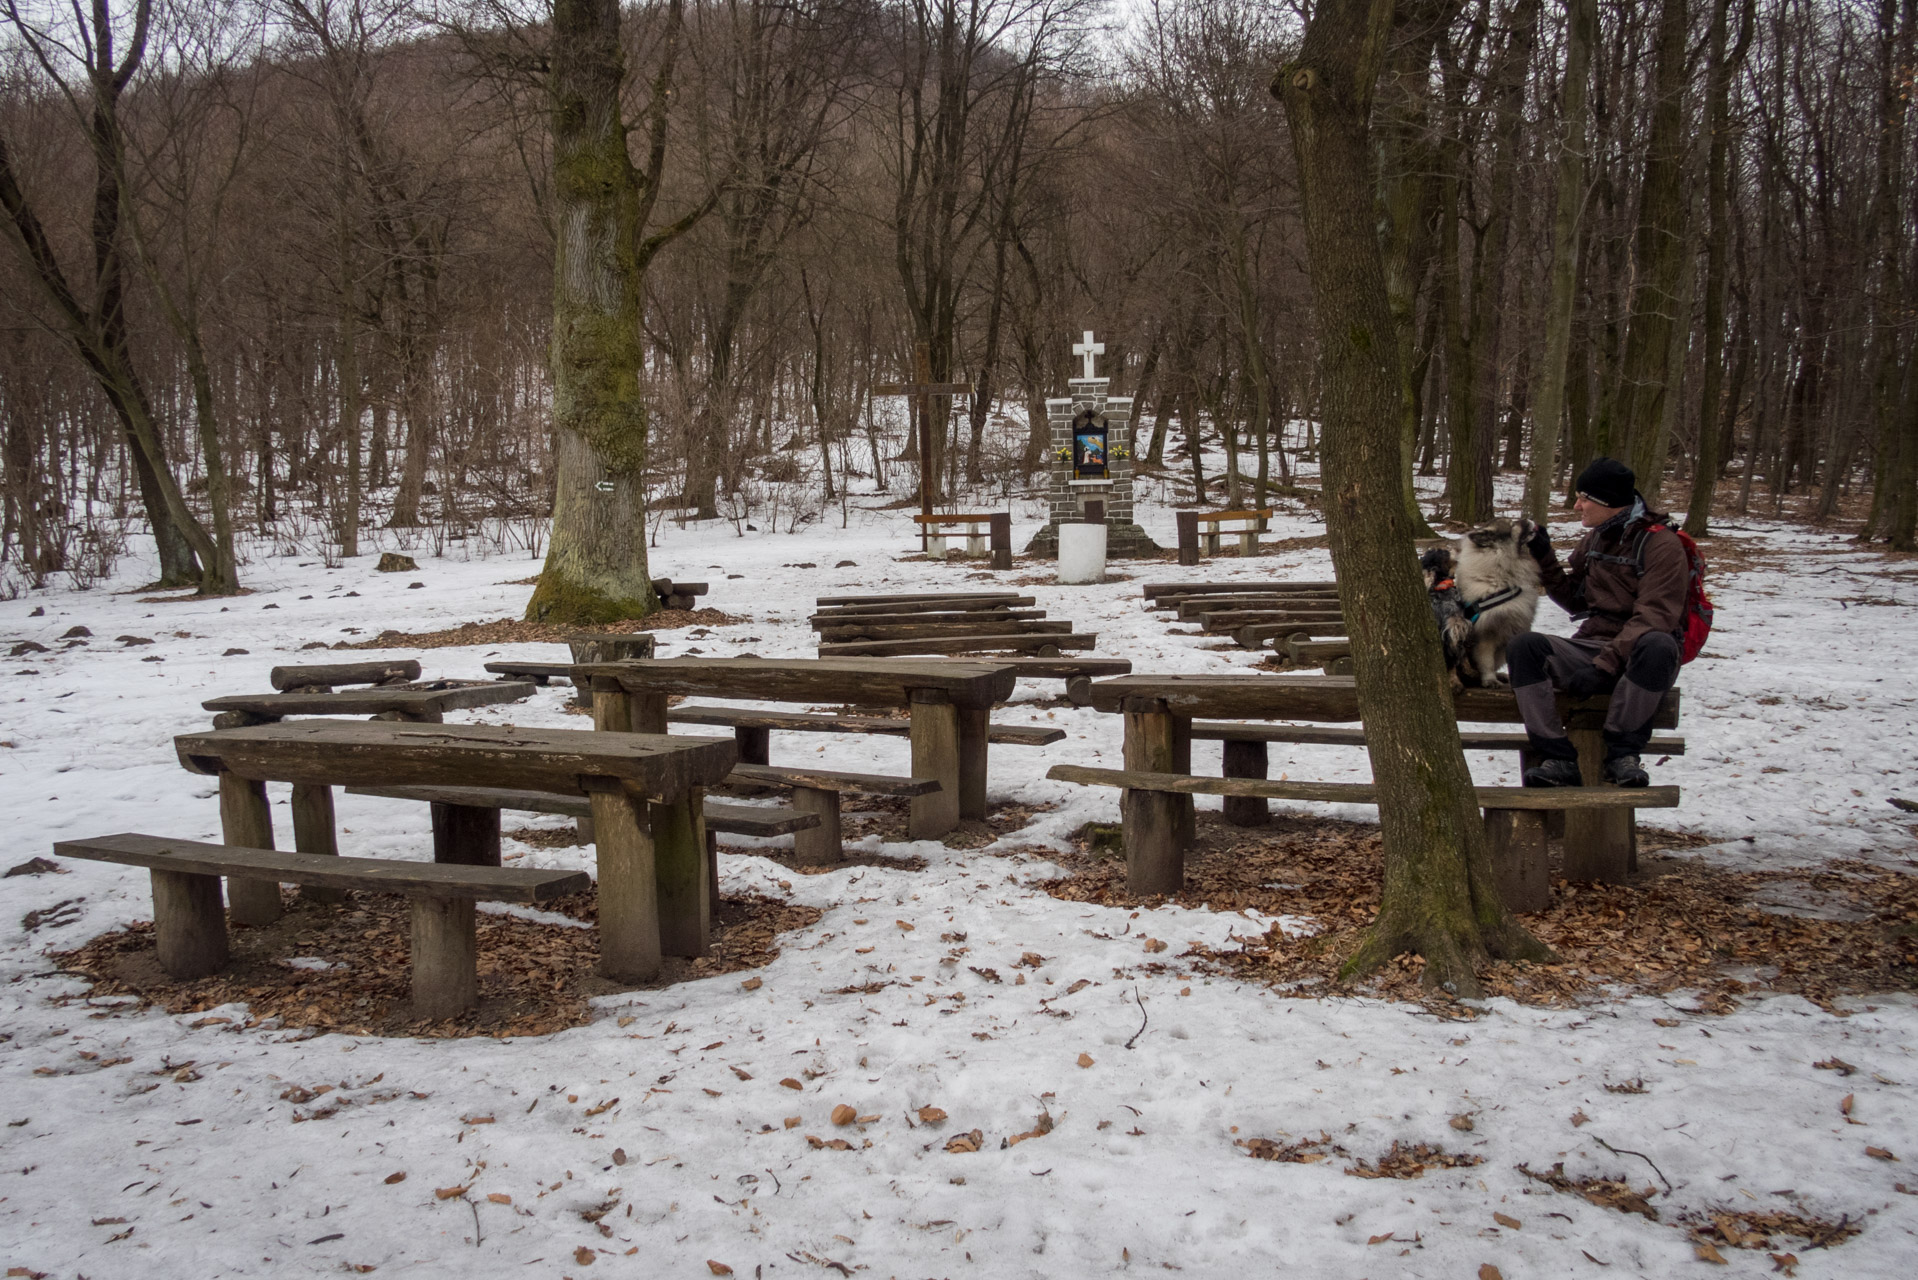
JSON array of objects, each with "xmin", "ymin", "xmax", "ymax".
[{"xmin": 3, "ymin": 0, "xmax": 1914, "ymax": 602}]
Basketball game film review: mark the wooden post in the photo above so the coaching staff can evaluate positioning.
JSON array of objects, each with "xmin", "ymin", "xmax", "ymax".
[
  {"xmin": 588, "ymin": 783, "xmax": 659, "ymax": 982},
  {"xmin": 1562, "ymin": 727, "xmax": 1632, "ymax": 882},
  {"xmin": 652, "ymin": 788, "xmax": 709, "ymax": 958},
  {"xmin": 1484, "ymin": 809, "xmax": 1550, "ymax": 912},
  {"xmin": 218, "ymin": 774, "xmax": 282, "ymax": 926},
  {"xmin": 1172, "ymin": 714, "xmax": 1195, "ymax": 849},
  {"xmin": 908, "ymin": 689, "xmax": 962, "ymax": 839},
  {"xmin": 1221, "ymin": 739, "xmax": 1270, "ymax": 826},
  {"xmin": 431, "ymin": 803, "xmax": 502, "ymax": 867},
  {"xmin": 706, "ymin": 827, "xmax": 720, "ymax": 917},
  {"xmin": 150, "ymin": 868, "xmax": 228, "ymax": 978},
  {"xmin": 791, "ymin": 786, "xmax": 842, "ymax": 866},
  {"xmin": 592, "ymin": 680, "xmax": 633, "ymax": 732},
  {"xmin": 290, "ymin": 783, "xmax": 343, "ymax": 905},
  {"xmin": 989, "ymin": 512, "xmax": 1012, "ymax": 570},
  {"xmin": 1176, "ymin": 510, "xmax": 1200, "ymax": 566},
  {"xmin": 956, "ymin": 705, "xmax": 989, "ymax": 821},
  {"xmin": 1121, "ymin": 696, "xmax": 1184, "ymax": 895},
  {"xmin": 576, "ymin": 813, "xmax": 596, "ymax": 845},
  {"xmin": 629, "ymin": 693, "xmax": 668, "ymax": 735},
  {"xmin": 409, "ymin": 895, "xmax": 478, "ymax": 1020},
  {"xmin": 1065, "ymin": 675, "xmax": 1093, "ymax": 706}
]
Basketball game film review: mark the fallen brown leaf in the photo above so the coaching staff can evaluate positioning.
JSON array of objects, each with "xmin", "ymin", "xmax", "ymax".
[
  {"xmin": 917, "ymin": 1105, "xmax": 947, "ymax": 1124},
  {"xmin": 1078, "ymin": 1053, "xmax": 1095, "ymax": 1068},
  {"xmin": 1814, "ymin": 1057, "xmax": 1856, "ymax": 1076},
  {"xmin": 434, "ymin": 1185, "xmax": 467, "ymax": 1200},
  {"xmin": 741, "ymin": 977, "xmax": 762, "ymax": 991},
  {"xmin": 1479, "ymin": 1266, "xmax": 1504, "ymax": 1280},
  {"xmin": 707, "ymin": 1264, "xmax": 734, "ymax": 1277},
  {"xmin": 1493, "ymin": 1212, "xmax": 1520, "ymax": 1229},
  {"xmin": 1866, "ymin": 1146, "xmax": 1897, "ymax": 1161},
  {"xmin": 1142, "ymin": 938, "xmax": 1167, "ymax": 954},
  {"xmin": 944, "ymin": 1129, "xmax": 983, "ymax": 1153},
  {"xmin": 486, "ymin": 1193, "xmax": 511, "ymax": 1205},
  {"xmin": 779, "ymin": 1078, "xmax": 803, "ymax": 1090},
  {"xmin": 831, "ymin": 1104, "xmax": 857, "ymax": 1126},
  {"xmin": 574, "ymin": 1246, "xmax": 595, "ymax": 1266},
  {"xmin": 784, "ymin": 1116, "xmax": 801, "ymax": 1128},
  {"xmin": 896, "ymin": 920, "xmax": 915, "ymax": 931},
  {"xmin": 383, "ymin": 1172, "xmax": 406, "ymax": 1185},
  {"xmin": 1694, "ymin": 1241, "xmax": 1728, "ymax": 1264},
  {"xmin": 1449, "ymin": 1114, "xmax": 1474, "ymax": 1131}
]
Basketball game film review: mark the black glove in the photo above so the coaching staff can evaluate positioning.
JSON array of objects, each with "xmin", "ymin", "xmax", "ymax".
[
  {"xmin": 1564, "ymin": 665, "xmax": 1614, "ymax": 699},
  {"xmin": 1525, "ymin": 523, "xmax": 1556, "ymax": 568}
]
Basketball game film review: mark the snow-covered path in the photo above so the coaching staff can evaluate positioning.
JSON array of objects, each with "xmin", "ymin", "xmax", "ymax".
[{"xmin": 2, "ymin": 496, "xmax": 1914, "ymax": 1278}]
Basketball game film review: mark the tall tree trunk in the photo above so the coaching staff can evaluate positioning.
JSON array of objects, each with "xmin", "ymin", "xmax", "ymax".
[
  {"xmin": 1685, "ymin": 0, "xmax": 1753, "ymax": 534},
  {"xmin": 1526, "ymin": 0, "xmax": 1595, "ymax": 521},
  {"xmin": 1615, "ymin": 0, "xmax": 1693, "ymax": 483},
  {"xmin": 1276, "ymin": 0, "xmax": 1547, "ymax": 997},
  {"xmin": 526, "ymin": 0, "xmax": 663, "ymax": 623}
]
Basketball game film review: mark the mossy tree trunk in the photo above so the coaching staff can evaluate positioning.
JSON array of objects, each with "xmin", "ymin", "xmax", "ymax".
[
  {"xmin": 529, "ymin": 0, "xmax": 696, "ymax": 625},
  {"xmin": 1276, "ymin": 0, "xmax": 1550, "ymax": 997}
]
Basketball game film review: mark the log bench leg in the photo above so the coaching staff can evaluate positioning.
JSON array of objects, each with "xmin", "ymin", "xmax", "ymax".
[
  {"xmin": 432, "ymin": 803, "xmax": 502, "ymax": 867},
  {"xmin": 1221, "ymin": 739, "xmax": 1270, "ymax": 827},
  {"xmin": 589, "ymin": 785, "xmax": 659, "ymax": 982},
  {"xmin": 1066, "ymin": 676, "xmax": 1093, "ymax": 707},
  {"xmin": 151, "ymin": 868, "xmax": 228, "ymax": 977},
  {"xmin": 1484, "ymin": 809, "xmax": 1550, "ymax": 913},
  {"xmin": 1202, "ymin": 532, "xmax": 1220, "ymax": 557},
  {"xmin": 291, "ymin": 783, "xmax": 344, "ymax": 905},
  {"xmin": 410, "ymin": 895, "xmax": 477, "ymax": 1020},
  {"xmin": 735, "ymin": 726, "xmax": 771, "ymax": 766},
  {"xmin": 957, "ymin": 706, "xmax": 989, "ymax": 821},
  {"xmin": 1123, "ymin": 790, "xmax": 1182, "ymax": 896},
  {"xmin": 1172, "ymin": 715, "xmax": 1195, "ymax": 850},
  {"xmin": 576, "ymin": 813, "xmax": 596, "ymax": 845},
  {"xmin": 791, "ymin": 786, "xmax": 842, "ymax": 866},
  {"xmin": 967, "ymin": 534, "xmax": 987, "ymax": 557},
  {"xmin": 652, "ymin": 788, "xmax": 709, "ymax": 959},
  {"xmin": 218, "ymin": 774, "xmax": 282, "ymax": 927},
  {"xmin": 908, "ymin": 691, "xmax": 962, "ymax": 839},
  {"xmin": 1237, "ymin": 531, "xmax": 1257, "ymax": 557},
  {"xmin": 706, "ymin": 828, "xmax": 720, "ymax": 916},
  {"xmin": 1562, "ymin": 728, "xmax": 1632, "ymax": 883}
]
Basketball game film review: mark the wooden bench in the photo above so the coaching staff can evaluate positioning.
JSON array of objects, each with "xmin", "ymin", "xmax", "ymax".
[
  {"xmin": 173, "ymin": 719, "xmax": 736, "ymax": 983},
  {"xmin": 203, "ymin": 679, "xmax": 537, "ymax": 730},
  {"xmin": 653, "ymin": 578, "xmax": 708, "ymax": 611},
  {"xmin": 1187, "ymin": 720, "xmax": 1687, "ymax": 827},
  {"xmin": 817, "ymin": 618, "xmax": 1072, "ymax": 643},
  {"xmin": 53, "ymin": 833, "xmax": 590, "ymax": 1019},
  {"xmin": 1143, "ymin": 580, "xmax": 1338, "ymax": 608},
  {"xmin": 911, "ymin": 512, "xmax": 1013, "ymax": 567},
  {"xmin": 665, "ymin": 704, "xmax": 1067, "ymax": 749},
  {"xmin": 1175, "ymin": 508, "xmax": 1275, "ymax": 563},
  {"xmin": 818, "ymin": 632, "xmax": 1097, "ymax": 658},
  {"xmin": 1047, "ymin": 765, "xmax": 1680, "ymax": 911},
  {"xmin": 811, "ymin": 607, "xmax": 1049, "ymax": 632},
  {"xmin": 816, "ymin": 590, "xmax": 1029, "ymax": 608},
  {"xmin": 1086, "ymin": 674, "xmax": 1681, "ymax": 891},
  {"xmin": 270, "ymin": 660, "xmax": 421, "ymax": 692},
  {"xmin": 811, "ymin": 596, "xmax": 1035, "ymax": 620}
]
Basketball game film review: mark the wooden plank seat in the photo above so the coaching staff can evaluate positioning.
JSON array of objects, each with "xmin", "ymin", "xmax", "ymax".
[
  {"xmin": 1233, "ymin": 621, "xmax": 1348, "ymax": 649},
  {"xmin": 1195, "ymin": 609, "xmax": 1345, "ymax": 632},
  {"xmin": 271, "ymin": 660, "xmax": 421, "ymax": 692},
  {"xmin": 664, "ymin": 704, "xmax": 1068, "ymax": 747},
  {"xmin": 343, "ymin": 784, "xmax": 820, "ymax": 838},
  {"xmin": 811, "ymin": 596, "xmax": 1036, "ymax": 619},
  {"xmin": 810, "ymin": 608, "xmax": 1047, "ymax": 630},
  {"xmin": 817, "ymin": 619, "xmax": 1072, "ymax": 643},
  {"xmin": 815, "ymin": 590, "xmax": 1026, "ymax": 607},
  {"xmin": 728, "ymin": 763, "xmax": 939, "ymax": 865},
  {"xmin": 204, "ymin": 680, "xmax": 537, "ymax": 729},
  {"xmin": 1180, "ymin": 597, "xmax": 1341, "ymax": 620},
  {"xmin": 919, "ymin": 654, "xmax": 1133, "ymax": 705},
  {"xmin": 1143, "ymin": 580, "xmax": 1338, "ymax": 606},
  {"xmin": 1045, "ymin": 765, "xmax": 1680, "ymax": 910},
  {"xmin": 53, "ymin": 832, "xmax": 591, "ymax": 1019},
  {"xmin": 484, "ymin": 660, "xmax": 579, "ymax": 686},
  {"xmin": 817, "ymin": 632, "xmax": 1097, "ymax": 658}
]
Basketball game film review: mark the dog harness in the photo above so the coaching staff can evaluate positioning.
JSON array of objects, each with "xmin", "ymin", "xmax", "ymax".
[{"xmin": 1460, "ymin": 584, "xmax": 1525, "ymax": 622}]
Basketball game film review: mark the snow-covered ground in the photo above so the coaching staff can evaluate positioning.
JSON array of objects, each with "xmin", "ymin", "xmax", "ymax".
[{"xmin": 2, "ymin": 485, "xmax": 1915, "ymax": 1278}]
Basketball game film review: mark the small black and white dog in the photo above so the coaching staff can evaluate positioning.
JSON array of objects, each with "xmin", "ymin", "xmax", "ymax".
[{"xmin": 1421, "ymin": 518, "xmax": 1543, "ymax": 688}]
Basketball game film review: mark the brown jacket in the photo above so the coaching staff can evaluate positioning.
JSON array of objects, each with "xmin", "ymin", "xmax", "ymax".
[{"xmin": 1537, "ymin": 502, "xmax": 1689, "ymax": 674}]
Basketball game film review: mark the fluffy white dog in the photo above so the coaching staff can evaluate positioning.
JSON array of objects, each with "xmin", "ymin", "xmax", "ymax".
[{"xmin": 1449, "ymin": 517, "xmax": 1542, "ymax": 687}]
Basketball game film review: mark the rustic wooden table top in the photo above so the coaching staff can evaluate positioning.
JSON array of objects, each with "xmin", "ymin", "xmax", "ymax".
[
  {"xmin": 1085, "ymin": 674, "xmax": 1681, "ymax": 728},
  {"xmin": 175, "ymin": 718, "xmax": 738, "ymax": 797},
  {"xmin": 202, "ymin": 679, "xmax": 536, "ymax": 719},
  {"xmin": 573, "ymin": 656, "xmax": 1019, "ymax": 709}
]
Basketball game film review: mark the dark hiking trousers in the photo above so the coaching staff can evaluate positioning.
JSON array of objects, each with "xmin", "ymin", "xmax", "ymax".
[{"xmin": 1507, "ymin": 630, "xmax": 1681, "ymax": 761}]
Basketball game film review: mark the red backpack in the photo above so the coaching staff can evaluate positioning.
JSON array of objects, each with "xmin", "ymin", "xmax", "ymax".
[{"xmin": 1640, "ymin": 524, "xmax": 1716, "ymax": 663}]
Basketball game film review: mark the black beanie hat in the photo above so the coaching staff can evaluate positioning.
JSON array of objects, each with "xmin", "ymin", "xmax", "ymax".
[{"xmin": 1575, "ymin": 457, "xmax": 1636, "ymax": 509}]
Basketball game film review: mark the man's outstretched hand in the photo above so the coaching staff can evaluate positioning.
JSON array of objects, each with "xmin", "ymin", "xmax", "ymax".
[
  {"xmin": 1564, "ymin": 665, "xmax": 1613, "ymax": 699},
  {"xmin": 1525, "ymin": 523, "xmax": 1557, "ymax": 567}
]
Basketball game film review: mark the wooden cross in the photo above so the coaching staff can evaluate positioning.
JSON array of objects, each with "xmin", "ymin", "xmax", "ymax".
[
  {"xmin": 1073, "ymin": 330, "xmax": 1104, "ymax": 380},
  {"xmin": 874, "ymin": 342, "xmax": 973, "ymax": 543}
]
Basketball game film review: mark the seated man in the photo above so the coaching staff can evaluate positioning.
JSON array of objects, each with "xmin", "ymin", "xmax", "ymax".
[{"xmin": 1510, "ymin": 458, "xmax": 1687, "ymax": 789}]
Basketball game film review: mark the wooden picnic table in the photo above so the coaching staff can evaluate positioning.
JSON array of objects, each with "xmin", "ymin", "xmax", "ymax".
[
  {"xmin": 173, "ymin": 718, "xmax": 737, "ymax": 982},
  {"xmin": 203, "ymin": 679, "xmax": 535, "ymax": 727},
  {"xmin": 574, "ymin": 656, "xmax": 1018, "ymax": 840},
  {"xmin": 1086, "ymin": 674, "xmax": 1681, "ymax": 885}
]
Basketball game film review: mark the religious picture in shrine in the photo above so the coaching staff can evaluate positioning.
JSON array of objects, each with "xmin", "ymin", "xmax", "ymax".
[{"xmin": 1073, "ymin": 409, "xmax": 1108, "ymax": 479}]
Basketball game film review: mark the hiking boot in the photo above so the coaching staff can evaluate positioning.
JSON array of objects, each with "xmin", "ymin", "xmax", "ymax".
[
  {"xmin": 1523, "ymin": 757, "xmax": 1583, "ymax": 788},
  {"xmin": 1604, "ymin": 755, "xmax": 1649, "ymax": 788}
]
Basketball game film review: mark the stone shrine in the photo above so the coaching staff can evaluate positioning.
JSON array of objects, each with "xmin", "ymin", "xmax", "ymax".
[{"xmin": 1025, "ymin": 331, "xmax": 1161, "ymax": 559}]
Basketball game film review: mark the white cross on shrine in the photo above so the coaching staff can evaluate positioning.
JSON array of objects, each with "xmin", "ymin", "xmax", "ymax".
[{"xmin": 1072, "ymin": 330, "xmax": 1105, "ymax": 380}]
